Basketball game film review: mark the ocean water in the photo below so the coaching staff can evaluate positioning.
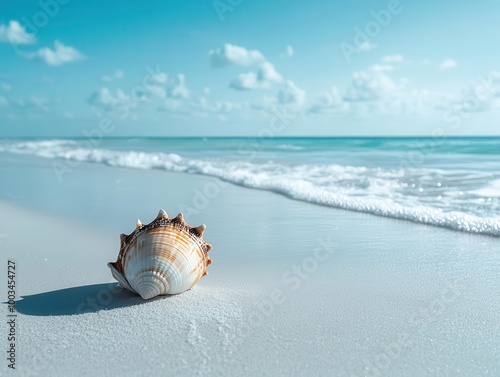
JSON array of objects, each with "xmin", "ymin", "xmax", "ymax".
[{"xmin": 1, "ymin": 137, "xmax": 499, "ymax": 236}]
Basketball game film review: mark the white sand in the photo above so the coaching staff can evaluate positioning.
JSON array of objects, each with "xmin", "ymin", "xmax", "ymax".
[{"xmin": 1, "ymin": 156, "xmax": 499, "ymax": 376}]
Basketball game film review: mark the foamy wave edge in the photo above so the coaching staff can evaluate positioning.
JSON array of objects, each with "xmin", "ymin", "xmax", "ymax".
[{"xmin": 1, "ymin": 140, "xmax": 499, "ymax": 237}]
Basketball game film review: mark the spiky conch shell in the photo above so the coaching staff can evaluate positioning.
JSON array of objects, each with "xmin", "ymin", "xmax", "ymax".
[{"xmin": 108, "ymin": 209, "xmax": 212, "ymax": 300}]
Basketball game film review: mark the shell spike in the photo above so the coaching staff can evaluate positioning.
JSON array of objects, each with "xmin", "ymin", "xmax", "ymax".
[
  {"xmin": 175, "ymin": 213, "xmax": 184, "ymax": 223},
  {"xmin": 155, "ymin": 209, "xmax": 169, "ymax": 220},
  {"xmin": 194, "ymin": 224, "xmax": 206, "ymax": 236},
  {"xmin": 136, "ymin": 219, "xmax": 143, "ymax": 229},
  {"xmin": 206, "ymin": 243, "xmax": 213, "ymax": 251},
  {"xmin": 120, "ymin": 233, "xmax": 127, "ymax": 244}
]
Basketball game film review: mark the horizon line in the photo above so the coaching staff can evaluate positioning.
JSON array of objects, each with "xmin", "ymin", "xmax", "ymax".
[{"xmin": 2, "ymin": 135, "xmax": 500, "ymax": 140}]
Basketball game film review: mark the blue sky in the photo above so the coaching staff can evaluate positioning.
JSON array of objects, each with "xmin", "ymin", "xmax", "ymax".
[{"xmin": 1, "ymin": 0, "xmax": 499, "ymax": 137}]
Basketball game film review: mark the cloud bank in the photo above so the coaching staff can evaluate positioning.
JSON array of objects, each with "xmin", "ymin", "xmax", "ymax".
[{"xmin": 0, "ymin": 21, "xmax": 36, "ymax": 45}]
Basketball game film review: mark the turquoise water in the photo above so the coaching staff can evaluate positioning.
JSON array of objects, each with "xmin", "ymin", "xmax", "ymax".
[{"xmin": 1, "ymin": 137, "xmax": 499, "ymax": 236}]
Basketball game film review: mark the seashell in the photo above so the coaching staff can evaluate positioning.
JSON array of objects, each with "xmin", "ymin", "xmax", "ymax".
[{"xmin": 108, "ymin": 209, "xmax": 212, "ymax": 300}]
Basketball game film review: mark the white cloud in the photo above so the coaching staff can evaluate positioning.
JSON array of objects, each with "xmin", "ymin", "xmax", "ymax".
[
  {"xmin": 88, "ymin": 88, "xmax": 135, "ymax": 115},
  {"xmin": 102, "ymin": 70, "xmax": 124, "ymax": 82},
  {"xmin": 158, "ymin": 98, "xmax": 187, "ymax": 113},
  {"xmin": 0, "ymin": 95, "xmax": 54, "ymax": 114},
  {"xmin": 147, "ymin": 85, "xmax": 167, "ymax": 99},
  {"xmin": 14, "ymin": 96, "xmax": 50, "ymax": 112},
  {"xmin": 339, "ymin": 66, "xmax": 462, "ymax": 115},
  {"xmin": 356, "ymin": 41, "xmax": 377, "ymax": 53},
  {"xmin": 89, "ymin": 88, "xmax": 130, "ymax": 106},
  {"xmin": 309, "ymin": 86, "xmax": 347, "ymax": 114},
  {"xmin": 344, "ymin": 70, "xmax": 396, "ymax": 102},
  {"xmin": 230, "ymin": 62, "xmax": 283, "ymax": 90},
  {"xmin": 0, "ymin": 20, "xmax": 36, "ymax": 45},
  {"xmin": 0, "ymin": 95, "xmax": 67, "ymax": 117},
  {"xmin": 89, "ymin": 72, "xmax": 191, "ymax": 118},
  {"xmin": 230, "ymin": 72, "xmax": 260, "ymax": 90},
  {"xmin": 168, "ymin": 74, "xmax": 189, "ymax": 99},
  {"xmin": 209, "ymin": 44, "xmax": 265, "ymax": 67},
  {"xmin": 209, "ymin": 43, "xmax": 286, "ymax": 92},
  {"xmin": 155, "ymin": 94, "xmax": 249, "ymax": 118},
  {"xmin": 440, "ymin": 59, "xmax": 457, "ymax": 70},
  {"xmin": 446, "ymin": 78, "xmax": 500, "ymax": 113},
  {"xmin": 277, "ymin": 80, "xmax": 305, "ymax": 106},
  {"xmin": 323, "ymin": 87, "xmax": 343, "ymax": 107},
  {"xmin": 382, "ymin": 54, "xmax": 403, "ymax": 63},
  {"xmin": 146, "ymin": 73, "xmax": 190, "ymax": 99},
  {"xmin": 394, "ymin": 89, "xmax": 454, "ymax": 114},
  {"xmin": 258, "ymin": 62, "xmax": 282, "ymax": 82},
  {"xmin": 151, "ymin": 72, "xmax": 167, "ymax": 84},
  {"xmin": 147, "ymin": 78, "xmax": 168, "ymax": 99},
  {"xmin": 249, "ymin": 81, "xmax": 306, "ymax": 114},
  {"xmin": 29, "ymin": 41, "xmax": 86, "ymax": 66},
  {"xmin": 196, "ymin": 96, "xmax": 249, "ymax": 115},
  {"xmin": 1, "ymin": 82, "xmax": 12, "ymax": 91},
  {"xmin": 369, "ymin": 64, "xmax": 394, "ymax": 73}
]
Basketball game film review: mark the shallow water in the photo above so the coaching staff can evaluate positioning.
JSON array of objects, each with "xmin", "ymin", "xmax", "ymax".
[{"xmin": 1, "ymin": 137, "xmax": 499, "ymax": 235}]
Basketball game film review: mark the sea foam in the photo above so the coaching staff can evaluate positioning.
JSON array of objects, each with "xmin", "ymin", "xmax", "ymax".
[{"xmin": 1, "ymin": 140, "xmax": 499, "ymax": 236}]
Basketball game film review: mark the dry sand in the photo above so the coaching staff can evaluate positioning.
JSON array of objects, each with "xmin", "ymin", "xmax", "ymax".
[{"xmin": 0, "ymin": 156, "xmax": 499, "ymax": 376}]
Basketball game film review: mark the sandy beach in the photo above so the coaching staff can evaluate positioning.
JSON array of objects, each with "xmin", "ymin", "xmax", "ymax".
[
  {"xmin": 1, "ymin": 154, "xmax": 499, "ymax": 376},
  {"xmin": 2, "ymin": 0, "xmax": 500, "ymax": 375}
]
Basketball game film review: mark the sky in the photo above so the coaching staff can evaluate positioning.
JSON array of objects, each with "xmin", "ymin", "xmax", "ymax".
[{"xmin": 1, "ymin": 0, "xmax": 500, "ymax": 137}]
